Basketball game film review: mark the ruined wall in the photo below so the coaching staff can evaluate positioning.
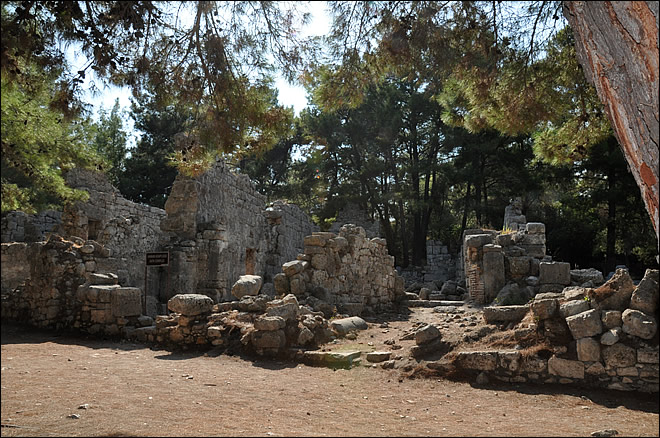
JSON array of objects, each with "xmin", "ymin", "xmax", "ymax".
[
  {"xmin": 57, "ymin": 168, "xmax": 167, "ymax": 289},
  {"xmin": 1, "ymin": 210, "xmax": 62, "ymax": 243},
  {"xmin": 468, "ymin": 268, "xmax": 659, "ymax": 393},
  {"xmin": 329, "ymin": 202, "xmax": 381, "ymax": 238},
  {"xmin": 1, "ymin": 235, "xmax": 143, "ymax": 335},
  {"xmin": 160, "ymin": 159, "xmax": 318, "ymax": 304},
  {"xmin": 273, "ymin": 225, "xmax": 406, "ymax": 316}
]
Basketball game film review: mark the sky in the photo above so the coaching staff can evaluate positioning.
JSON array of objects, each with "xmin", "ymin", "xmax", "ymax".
[{"xmin": 66, "ymin": 1, "xmax": 331, "ymax": 145}]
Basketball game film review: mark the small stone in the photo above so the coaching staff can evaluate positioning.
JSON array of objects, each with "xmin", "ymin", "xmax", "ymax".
[
  {"xmin": 591, "ymin": 429, "xmax": 618, "ymax": 437},
  {"xmin": 78, "ymin": 404, "xmax": 90, "ymax": 410},
  {"xmin": 67, "ymin": 414, "xmax": 81, "ymax": 419}
]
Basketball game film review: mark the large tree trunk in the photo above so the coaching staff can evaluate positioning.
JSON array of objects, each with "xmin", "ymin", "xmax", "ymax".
[{"xmin": 563, "ymin": 1, "xmax": 659, "ymax": 253}]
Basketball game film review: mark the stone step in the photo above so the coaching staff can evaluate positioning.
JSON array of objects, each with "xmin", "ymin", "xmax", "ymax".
[
  {"xmin": 404, "ymin": 300, "xmax": 466, "ymax": 308},
  {"xmin": 301, "ymin": 350, "xmax": 362, "ymax": 369}
]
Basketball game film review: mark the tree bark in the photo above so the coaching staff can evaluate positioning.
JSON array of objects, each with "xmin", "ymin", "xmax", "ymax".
[{"xmin": 564, "ymin": 1, "xmax": 659, "ymax": 252}]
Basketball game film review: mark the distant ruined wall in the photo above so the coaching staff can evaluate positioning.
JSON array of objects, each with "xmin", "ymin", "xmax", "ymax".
[
  {"xmin": 1, "ymin": 210, "xmax": 62, "ymax": 243},
  {"xmin": 274, "ymin": 225, "xmax": 406, "ymax": 316}
]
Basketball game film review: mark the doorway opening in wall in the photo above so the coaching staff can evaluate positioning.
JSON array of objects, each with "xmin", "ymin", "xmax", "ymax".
[
  {"xmin": 246, "ymin": 248, "xmax": 256, "ymax": 275},
  {"xmin": 88, "ymin": 219, "xmax": 102, "ymax": 240}
]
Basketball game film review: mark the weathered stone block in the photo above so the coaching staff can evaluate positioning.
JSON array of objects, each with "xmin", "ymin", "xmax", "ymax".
[
  {"xmin": 548, "ymin": 355, "xmax": 584, "ymax": 379},
  {"xmin": 539, "ymin": 262, "xmax": 571, "ymax": 285},
  {"xmin": 273, "ymin": 273, "xmax": 289, "ymax": 295},
  {"xmin": 266, "ymin": 302, "xmax": 298, "ymax": 321},
  {"xmin": 601, "ymin": 310, "xmax": 623, "ymax": 329},
  {"xmin": 252, "ymin": 329, "xmax": 286, "ymax": 350},
  {"xmin": 167, "ymin": 294, "xmax": 214, "ymax": 316},
  {"xmin": 602, "ymin": 343, "xmax": 636, "ymax": 368},
  {"xmin": 366, "ymin": 351, "xmax": 392, "ymax": 363},
  {"xmin": 629, "ymin": 269, "xmax": 659, "ymax": 315},
  {"xmin": 507, "ymin": 256, "xmax": 531, "ymax": 277},
  {"xmin": 559, "ymin": 300, "xmax": 590, "ymax": 318},
  {"xmin": 483, "ymin": 305, "xmax": 529, "ymax": 323},
  {"xmin": 570, "ymin": 268, "xmax": 604, "ymax": 285},
  {"xmin": 526, "ymin": 222, "xmax": 546, "ymax": 234},
  {"xmin": 600, "ymin": 328, "xmax": 621, "ymax": 346},
  {"xmin": 282, "ymin": 260, "xmax": 305, "ymax": 277},
  {"xmin": 254, "ymin": 316, "xmax": 286, "ymax": 331},
  {"xmin": 531, "ymin": 298, "xmax": 558, "ymax": 320},
  {"xmin": 415, "ymin": 324, "xmax": 441, "ymax": 345},
  {"xmin": 465, "ymin": 234, "xmax": 493, "ymax": 248},
  {"xmin": 576, "ymin": 337, "xmax": 601, "ymax": 362},
  {"xmin": 111, "ymin": 287, "xmax": 142, "ymax": 317},
  {"xmin": 565, "ymin": 309, "xmax": 603, "ymax": 339},
  {"xmin": 637, "ymin": 348, "xmax": 659, "ymax": 364},
  {"xmin": 231, "ymin": 275, "xmax": 263, "ymax": 299},
  {"xmin": 498, "ymin": 351, "xmax": 521, "ymax": 372},
  {"xmin": 621, "ymin": 309, "xmax": 657, "ymax": 340},
  {"xmin": 456, "ymin": 351, "xmax": 497, "ymax": 371}
]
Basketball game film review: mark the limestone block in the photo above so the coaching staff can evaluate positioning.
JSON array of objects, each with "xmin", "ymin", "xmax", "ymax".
[
  {"xmin": 493, "ymin": 283, "xmax": 531, "ymax": 306},
  {"xmin": 498, "ymin": 351, "xmax": 521, "ymax": 372},
  {"xmin": 548, "ymin": 355, "xmax": 584, "ymax": 379},
  {"xmin": 531, "ymin": 298, "xmax": 558, "ymax": 320},
  {"xmin": 521, "ymin": 356, "xmax": 547, "ymax": 373},
  {"xmin": 252, "ymin": 329, "xmax": 286, "ymax": 350},
  {"xmin": 588, "ymin": 268, "xmax": 635, "ymax": 311},
  {"xmin": 311, "ymin": 253, "xmax": 329, "ymax": 270},
  {"xmin": 539, "ymin": 262, "xmax": 571, "ymax": 285},
  {"xmin": 563, "ymin": 287, "xmax": 589, "ymax": 301},
  {"xmin": 111, "ymin": 287, "xmax": 142, "ymax": 317},
  {"xmin": 254, "ymin": 316, "xmax": 286, "ymax": 331},
  {"xmin": 329, "ymin": 316, "xmax": 368, "ymax": 336},
  {"xmin": 289, "ymin": 276, "xmax": 306, "ymax": 296},
  {"xmin": 282, "ymin": 260, "xmax": 305, "ymax": 277},
  {"xmin": 167, "ymin": 294, "xmax": 214, "ymax": 316},
  {"xmin": 207, "ymin": 326, "xmax": 223, "ymax": 338},
  {"xmin": 526, "ymin": 222, "xmax": 546, "ymax": 234},
  {"xmin": 265, "ymin": 302, "xmax": 298, "ymax": 321},
  {"xmin": 465, "ymin": 234, "xmax": 493, "ymax": 248},
  {"xmin": 629, "ymin": 269, "xmax": 659, "ymax": 315},
  {"xmin": 415, "ymin": 324, "xmax": 441, "ymax": 345},
  {"xmin": 366, "ymin": 351, "xmax": 392, "ymax": 363},
  {"xmin": 570, "ymin": 268, "xmax": 604, "ymax": 285},
  {"xmin": 304, "ymin": 235, "xmax": 327, "ymax": 247},
  {"xmin": 507, "ymin": 256, "xmax": 531, "ymax": 276},
  {"xmin": 482, "ymin": 305, "xmax": 529, "ymax": 323},
  {"xmin": 297, "ymin": 326, "xmax": 314, "ymax": 345},
  {"xmin": 456, "ymin": 351, "xmax": 497, "ymax": 371},
  {"xmin": 621, "ymin": 309, "xmax": 657, "ymax": 339},
  {"xmin": 565, "ymin": 309, "xmax": 603, "ymax": 339},
  {"xmin": 231, "ymin": 275, "xmax": 263, "ymax": 299},
  {"xmin": 273, "ymin": 273, "xmax": 289, "ymax": 295},
  {"xmin": 576, "ymin": 337, "xmax": 601, "ymax": 362},
  {"xmin": 602, "ymin": 343, "xmax": 636, "ymax": 368},
  {"xmin": 600, "ymin": 328, "xmax": 621, "ymax": 346},
  {"xmin": 637, "ymin": 348, "xmax": 659, "ymax": 364},
  {"xmin": 88, "ymin": 272, "xmax": 118, "ymax": 285},
  {"xmin": 601, "ymin": 310, "xmax": 623, "ymax": 329},
  {"xmin": 559, "ymin": 300, "xmax": 590, "ymax": 319}
]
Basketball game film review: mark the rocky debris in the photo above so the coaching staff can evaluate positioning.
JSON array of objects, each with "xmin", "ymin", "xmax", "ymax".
[
  {"xmin": 231, "ymin": 275, "xmax": 263, "ymax": 299},
  {"xmin": 587, "ymin": 268, "xmax": 635, "ymax": 311},
  {"xmin": 629, "ymin": 269, "xmax": 659, "ymax": 315}
]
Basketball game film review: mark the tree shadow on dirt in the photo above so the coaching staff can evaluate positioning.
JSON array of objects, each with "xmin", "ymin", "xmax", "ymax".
[{"xmin": 466, "ymin": 380, "xmax": 660, "ymax": 414}]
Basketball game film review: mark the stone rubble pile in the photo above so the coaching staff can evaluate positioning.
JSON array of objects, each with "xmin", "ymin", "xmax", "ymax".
[
  {"xmin": 451, "ymin": 267, "xmax": 659, "ymax": 392},
  {"xmin": 272, "ymin": 224, "xmax": 406, "ymax": 316}
]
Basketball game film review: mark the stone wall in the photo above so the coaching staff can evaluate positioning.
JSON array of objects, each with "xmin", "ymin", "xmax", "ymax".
[
  {"xmin": 1, "ymin": 210, "xmax": 62, "ymax": 243},
  {"xmin": 273, "ymin": 225, "xmax": 406, "ymax": 316},
  {"xmin": 329, "ymin": 202, "xmax": 380, "ymax": 238},
  {"xmin": 1, "ymin": 235, "xmax": 143, "ymax": 335},
  {"xmin": 455, "ymin": 268, "xmax": 659, "ymax": 393},
  {"xmin": 159, "ymin": 159, "xmax": 318, "ymax": 304},
  {"xmin": 56, "ymin": 168, "xmax": 167, "ymax": 291}
]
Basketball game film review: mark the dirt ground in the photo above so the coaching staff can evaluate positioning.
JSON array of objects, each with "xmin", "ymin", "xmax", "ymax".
[{"xmin": 2, "ymin": 306, "xmax": 659, "ymax": 437}]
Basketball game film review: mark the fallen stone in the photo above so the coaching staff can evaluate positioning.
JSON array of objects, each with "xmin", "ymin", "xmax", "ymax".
[
  {"xmin": 330, "ymin": 316, "xmax": 368, "ymax": 336},
  {"xmin": 539, "ymin": 262, "xmax": 571, "ymax": 285},
  {"xmin": 303, "ymin": 350, "xmax": 362, "ymax": 369},
  {"xmin": 254, "ymin": 316, "xmax": 286, "ymax": 331},
  {"xmin": 570, "ymin": 268, "xmax": 604, "ymax": 286},
  {"xmin": 591, "ymin": 430, "xmax": 618, "ymax": 437},
  {"xmin": 600, "ymin": 328, "xmax": 621, "ymax": 346},
  {"xmin": 167, "ymin": 294, "xmax": 214, "ymax": 316},
  {"xmin": 415, "ymin": 324, "xmax": 441, "ymax": 345},
  {"xmin": 621, "ymin": 309, "xmax": 657, "ymax": 340},
  {"xmin": 366, "ymin": 351, "xmax": 392, "ymax": 363},
  {"xmin": 559, "ymin": 300, "xmax": 590, "ymax": 319},
  {"xmin": 601, "ymin": 310, "xmax": 623, "ymax": 329},
  {"xmin": 483, "ymin": 305, "xmax": 529, "ymax": 323},
  {"xmin": 231, "ymin": 275, "xmax": 263, "ymax": 299},
  {"xmin": 629, "ymin": 269, "xmax": 659, "ymax": 315}
]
